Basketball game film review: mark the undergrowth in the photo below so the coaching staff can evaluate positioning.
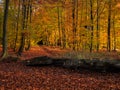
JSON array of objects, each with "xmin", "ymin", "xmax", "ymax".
[{"xmin": 61, "ymin": 51, "xmax": 120, "ymax": 60}]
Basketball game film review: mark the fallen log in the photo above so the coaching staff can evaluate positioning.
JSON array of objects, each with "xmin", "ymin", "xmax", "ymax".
[
  {"xmin": 25, "ymin": 56, "xmax": 53, "ymax": 66},
  {"xmin": 24, "ymin": 56, "xmax": 120, "ymax": 72}
]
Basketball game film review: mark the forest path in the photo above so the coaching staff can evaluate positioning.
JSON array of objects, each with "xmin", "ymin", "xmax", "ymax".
[
  {"xmin": 1, "ymin": 46, "xmax": 120, "ymax": 60},
  {"xmin": 0, "ymin": 46, "xmax": 69, "ymax": 60},
  {"xmin": 20, "ymin": 46, "xmax": 69, "ymax": 60}
]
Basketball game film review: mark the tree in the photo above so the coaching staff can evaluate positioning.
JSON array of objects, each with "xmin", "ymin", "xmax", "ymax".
[
  {"xmin": 61, "ymin": 1, "xmax": 66, "ymax": 48},
  {"xmin": 17, "ymin": 0, "xmax": 26, "ymax": 56},
  {"xmin": 57, "ymin": 4, "xmax": 61, "ymax": 46},
  {"xmin": 72, "ymin": 0, "xmax": 78, "ymax": 50},
  {"xmin": 96, "ymin": 0, "xmax": 100, "ymax": 52},
  {"xmin": 25, "ymin": 0, "xmax": 33, "ymax": 51},
  {"xmin": 13, "ymin": 0, "xmax": 21, "ymax": 51},
  {"xmin": 107, "ymin": 0, "xmax": 112, "ymax": 52},
  {"xmin": 17, "ymin": 0, "xmax": 32, "ymax": 55},
  {"xmin": 112, "ymin": 9, "xmax": 116, "ymax": 51},
  {"xmin": 89, "ymin": 0, "xmax": 94, "ymax": 52},
  {"xmin": 1, "ymin": 0, "xmax": 10, "ymax": 59}
]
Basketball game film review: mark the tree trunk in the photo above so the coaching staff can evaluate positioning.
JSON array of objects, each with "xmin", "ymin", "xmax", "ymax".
[
  {"xmin": 112, "ymin": 8, "xmax": 116, "ymax": 51},
  {"xmin": 14, "ymin": 0, "xmax": 21, "ymax": 51},
  {"xmin": 25, "ymin": 0, "xmax": 32, "ymax": 51},
  {"xmin": 57, "ymin": 5, "xmax": 61, "ymax": 46},
  {"xmin": 90, "ymin": 0, "xmax": 94, "ymax": 52},
  {"xmin": 17, "ymin": 0, "xmax": 27, "ymax": 55},
  {"xmin": 60, "ymin": 6, "xmax": 64, "ymax": 48},
  {"xmin": 1, "ymin": 0, "xmax": 10, "ymax": 59},
  {"xmin": 84, "ymin": 0, "xmax": 88, "ymax": 51},
  {"xmin": 107, "ymin": 0, "xmax": 112, "ymax": 52},
  {"xmin": 79, "ymin": 0, "xmax": 83, "ymax": 50},
  {"xmin": 72, "ymin": 0, "xmax": 78, "ymax": 50},
  {"xmin": 96, "ymin": 0, "xmax": 100, "ymax": 52}
]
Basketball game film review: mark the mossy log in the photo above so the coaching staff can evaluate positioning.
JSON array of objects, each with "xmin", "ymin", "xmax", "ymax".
[
  {"xmin": 25, "ymin": 56, "xmax": 120, "ymax": 72},
  {"xmin": 25, "ymin": 56, "xmax": 53, "ymax": 66}
]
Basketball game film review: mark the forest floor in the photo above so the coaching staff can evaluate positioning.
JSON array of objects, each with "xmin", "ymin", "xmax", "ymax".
[{"xmin": 0, "ymin": 46, "xmax": 120, "ymax": 90}]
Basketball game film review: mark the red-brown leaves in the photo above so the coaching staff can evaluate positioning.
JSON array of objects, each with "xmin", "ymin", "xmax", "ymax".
[
  {"xmin": 0, "ymin": 46, "xmax": 120, "ymax": 89},
  {"xmin": 0, "ymin": 62, "xmax": 120, "ymax": 89}
]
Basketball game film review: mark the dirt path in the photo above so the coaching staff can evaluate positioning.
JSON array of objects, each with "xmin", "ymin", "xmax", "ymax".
[
  {"xmin": 19, "ymin": 46, "xmax": 68, "ymax": 60},
  {"xmin": 0, "ymin": 46, "xmax": 68, "ymax": 60}
]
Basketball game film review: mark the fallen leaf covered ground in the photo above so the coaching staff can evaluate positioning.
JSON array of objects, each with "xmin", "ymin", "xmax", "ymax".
[{"xmin": 0, "ymin": 46, "xmax": 120, "ymax": 90}]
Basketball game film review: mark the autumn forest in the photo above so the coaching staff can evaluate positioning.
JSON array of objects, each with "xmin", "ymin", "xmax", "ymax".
[
  {"xmin": 0, "ymin": 0, "xmax": 120, "ymax": 89},
  {"xmin": 0, "ymin": 0, "xmax": 120, "ymax": 55}
]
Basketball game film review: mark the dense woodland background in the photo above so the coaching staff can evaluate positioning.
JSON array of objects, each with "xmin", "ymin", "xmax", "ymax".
[{"xmin": 0, "ymin": 0, "xmax": 120, "ymax": 57}]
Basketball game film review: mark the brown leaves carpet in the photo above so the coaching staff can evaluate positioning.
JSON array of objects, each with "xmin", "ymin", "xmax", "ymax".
[{"xmin": 0, "ymin": 46, "xmax": 120, "ymax": 90}]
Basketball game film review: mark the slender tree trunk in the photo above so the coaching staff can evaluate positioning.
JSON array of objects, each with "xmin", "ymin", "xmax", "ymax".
[
  {"xmin": 85, "ymin": 0, "xmax": 88, "ymax": 51},
  {"xmin": 60, "ymin": 6, "xmax": 64, "ymax": 48},
  {"xmin": 113, "ymin": 9, "xmax": 116, "ymax": 51},
  {"xmin": 14, "ymin": 0, "xmax": 21, "ymax": 51},
  {"xmin": 76, "ymin": 0, "xmax": 78, "ymax": 50},
  {"xmin": 1, "ymin": 0, "xmax": 10, "ymax": 59},
  {"xmin": 72, "ymin": 0, "xmax": 78, "ymax": 50},
  {"xmin": 57, "ymin": 5, "xmax": 61, "ymax": 46},
  {"xmin": 17, "ymin": 0, "xmax": 27, "ymax": 55},
  {"xmin": 79, "ymin": 0, "xmax": 83, "ymax": 50},
  {"xmin": 72, "ymin": 0, "xmax": 75, "ymax": 50},
  {"xmin": 62, "ymin": 5, "xmax": 66, "ymax": 49},
  {"xmin": 107, "ymin": 0, "xmax": 112, "ymax": 52},
  {"xmin": 25, "ymin": 0, "xmax": 32, "ymax": 51},
  {"xmin": 90, "ymin": 0, "xmax": 94, "ymax": 52},
  {"xmin": 29, "ymin": 0, "xmax": 32, "ymax": 23},
  {"xmin": 96, "ymin": 0, "xmax": 100, "ymax": 52}
]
